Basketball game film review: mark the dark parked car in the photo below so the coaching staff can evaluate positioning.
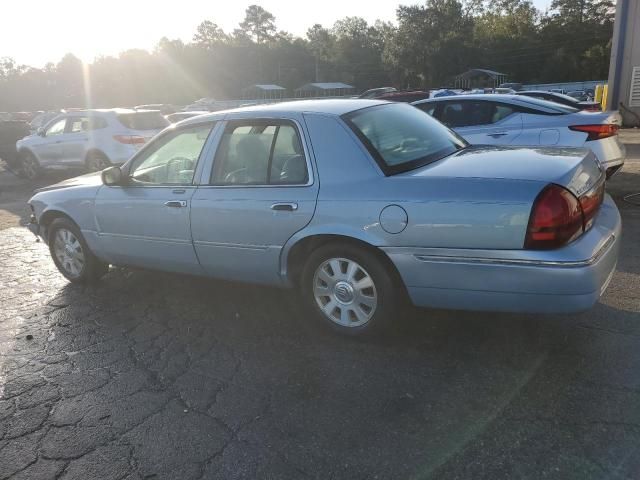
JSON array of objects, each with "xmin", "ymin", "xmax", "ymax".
[
  {"xmin": 375, "ymin": 90, "xmax": 431, "ymax": 103},
  {"xmin": 0, "ymin": 120, "xmax": 30, "ymax": 171},
  {"xmin": 516, "ymin": 91, "xmax": 601, "ymax": 111}
]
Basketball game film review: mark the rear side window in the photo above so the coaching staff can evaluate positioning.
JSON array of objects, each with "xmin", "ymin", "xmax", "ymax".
[
  {"xmin": 211, "ymin": 121, "xmax": 308, "ymax": 186},
  {"xmin": 439, "ymin": 101, "xmax": 515, "ymax": 128},
  {"xmin": 117, "ymin": 112, "xmax": 169, "ymax": 130},
  {"xmin": 344, "ymin": 103, "xmax": 466, "ymax": 175}
]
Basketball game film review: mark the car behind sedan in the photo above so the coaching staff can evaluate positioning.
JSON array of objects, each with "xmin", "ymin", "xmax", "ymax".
[
  {"xmin": 27, "ymin": 100, "xmax": 620, "ymax": 336},
  {"xmin": 16, "ymin": 109, "xmax": 169, "ymax": 179},
  {"xmin": 413, "ymin": 94, "xmax": 625, "ymax": 178}
]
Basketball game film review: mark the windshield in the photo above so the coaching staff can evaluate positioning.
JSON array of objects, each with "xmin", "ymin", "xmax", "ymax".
[
  {"xmin": 343, "ymin": 103, "xmax": 467, "ymax": 175},
  {"xmin": 117, "ymin": 111, "xmax": 169, "ymax": 130}
]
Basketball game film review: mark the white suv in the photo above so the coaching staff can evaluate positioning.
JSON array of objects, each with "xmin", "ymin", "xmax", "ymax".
[{"xmin": 16, "ymin": 109, "xmax": 169, "ymax": 179}]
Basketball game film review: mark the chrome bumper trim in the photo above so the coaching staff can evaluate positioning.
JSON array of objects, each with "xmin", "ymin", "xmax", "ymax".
[{"xmin": 414, "ymin": 235, "xmax": 615, "ymax": 268}]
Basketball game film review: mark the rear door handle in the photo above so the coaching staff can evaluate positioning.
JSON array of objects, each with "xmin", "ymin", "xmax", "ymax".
[
  {"xmin": 165, "ymin": 200, "xmax": 187, "ymax": 208},
  {"xmin": 271, "ymin": 202, "xmax": 298, "ymax": 211},
  {"xmin": 487, "ymin": 132, "xmax": 508, "ymax": 137}
]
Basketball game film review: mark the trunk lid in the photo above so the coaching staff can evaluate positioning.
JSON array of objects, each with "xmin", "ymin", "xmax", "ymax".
[
  {"xmin": 565, "ymin": 109, "xmax": 622, "ymax": 127},
  {"xmin": 404, "ymin": 145, "xmax": 604, "ymax": 197}
]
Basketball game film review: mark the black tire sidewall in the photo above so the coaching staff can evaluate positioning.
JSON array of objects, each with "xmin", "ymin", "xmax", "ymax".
[
  {"xmin": 301, "ymin": 243, "xmax": 397, "ymax": 336},
  {"xmin": 86, "ymin": 152, "xmax": 111, "ymax": 172},
  {"xmin": 20, "ymin": 151, "xmax": 40, "ymax": 179},
  {"xmin": 48, "ymin": 218, "xmax": 107, "ymax": 283}
]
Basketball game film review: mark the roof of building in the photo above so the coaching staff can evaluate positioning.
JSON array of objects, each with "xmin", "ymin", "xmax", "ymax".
[
  {"xmin": 295, "ymin": 82, "xmax": 355, "ymax": 91},
  {"xmin": 456, "ymin": 69, "xmax": 508, "ymax": 79},
  {"xmin": 245, "ymin": 84, "xmax": 287, "ymax": 91}
]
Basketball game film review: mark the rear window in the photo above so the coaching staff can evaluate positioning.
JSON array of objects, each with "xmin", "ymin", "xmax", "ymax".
[
  {"xmin": 517, "ymin": 96, "xmax": 580, "ymax": 114},
  {"xmin": 117, "ymin": 112, "xmax": 169, "ymax": 130},
  {"xmin": 343, "ymin": 103, "xmax": 467, "ymax": 175}
]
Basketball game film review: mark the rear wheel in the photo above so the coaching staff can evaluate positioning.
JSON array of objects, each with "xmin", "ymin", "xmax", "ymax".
[
  {"xmin": 19, "ymin": 151, "xmax": 41, "ymax": 180},
  {"xmin": 301, "ymin": 243, "xmax": 398, "ymax": 336},
  {"xmin": 48, "ymin": 218, "xmax": 108, "ymax": 283},
  {"xmin": 86, "ymin": 151, "xmax": 111, "ymax": 172}
]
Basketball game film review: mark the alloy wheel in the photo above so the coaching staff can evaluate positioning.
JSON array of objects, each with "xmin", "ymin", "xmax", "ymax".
[
  {"xmin": 53, "ymin": 228, "xmax": 85, "ymax": 278},
  {"xmin": 312, "ymin": 257, "xmax": 378, "ymax": 327},
  {"xmin": 22, "ymin": 155, "xmax": 38, "ymax": 179}
]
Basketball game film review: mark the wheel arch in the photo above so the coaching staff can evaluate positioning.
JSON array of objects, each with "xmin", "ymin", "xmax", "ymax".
[
  {"xmin": 39, "ymin": 209, "xmax": 79, "ymax": 242},
  {"xmin": 282, "ymin": 231, "xmax": 405, "ymax": 294},
  {"xmin": 84, "ymin": 148, "xmax": 110, "ymax": 164}
]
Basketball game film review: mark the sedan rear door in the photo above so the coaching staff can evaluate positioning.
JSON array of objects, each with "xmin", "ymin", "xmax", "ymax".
[
  {"xmin": 190, "ymin": 116, "xmax": 318, "ymax": 285},
  {"xmin": 436, "ymin": 100, "xmax": 523, "ymax": 145}
]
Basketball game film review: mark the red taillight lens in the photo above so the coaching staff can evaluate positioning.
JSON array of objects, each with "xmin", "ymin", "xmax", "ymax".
[
  {"xmin": 113, "ymin": 135, "xmax": 146, "ymax": 145},
  {"xmin": 525, "ymin": 185, "xmax": 584, "ymax": 249},
  {"xmin": 569, "ymin": 124, "xmax": 619, "ymax": 141},
  {"xmin": 578, "ymin": 182, "xmax": 605, "ymax": 230}
]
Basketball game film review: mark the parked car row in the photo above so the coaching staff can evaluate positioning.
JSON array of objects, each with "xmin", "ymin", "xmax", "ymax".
[{"xmin": 27, "ymin": 99, "xmax": 621, "ymax": 336}]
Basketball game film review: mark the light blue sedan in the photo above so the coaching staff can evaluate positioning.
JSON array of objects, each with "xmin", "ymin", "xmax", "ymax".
[{"xmin": 27, "ymin": 100, "xmax": 621, "ymax": 335}]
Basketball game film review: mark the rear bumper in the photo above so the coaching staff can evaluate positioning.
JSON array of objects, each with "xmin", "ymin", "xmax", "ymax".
[
  {"xmin": 384, "ymin": 195, "xmax": 621, "ymax": 314},
  {"xmin": 589, "ymin": 137, "xmax": 625, "ymax": 178}
]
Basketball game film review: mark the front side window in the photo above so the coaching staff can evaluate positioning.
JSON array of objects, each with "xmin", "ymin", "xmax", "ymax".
[
  {"xmin": 46, "ymin": 118, "xmax": 66, "ymax": 136},
  {"xmin": 344, "ymin": 103, "xmax": 466, "ymax": 175},
  {"xmin": 129, "ymin": 123, "xmax": 213, "ymax": 185},
  {"xmin": 211, "ymin": 121, "xmax": 308, "ymax": 185}
]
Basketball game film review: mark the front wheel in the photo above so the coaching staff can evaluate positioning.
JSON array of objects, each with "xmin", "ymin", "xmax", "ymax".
[
  {"xmin": 301, "ymin": 243, "xmax": 399, "ymax": 336},
  {"xmin": 19, "ymin": 151, "xmax": 41, "ymax": 180},
  {"xmin": 48, "ymin": 218, "xmax": 109, "ymax": 283}
]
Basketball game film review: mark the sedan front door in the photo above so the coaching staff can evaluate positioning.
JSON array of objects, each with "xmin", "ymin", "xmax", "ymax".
[
  {"xmin": 93, "ymin": 122, "xmax": 216, "ymax": 274},
  {"xmin": 191, "ymin": 118, "xmax": 319, "ymax": 284}
]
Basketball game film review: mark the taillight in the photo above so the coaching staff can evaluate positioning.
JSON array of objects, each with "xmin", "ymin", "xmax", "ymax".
[
  {"xmin": 113, "ymin": 135, "xmax": 146, "ymax": 145},
  {"xmin": 569, "ymin": 124, "xmax": 619, "ymax": 141},
  {"xmin": 584, "ymin": 104, "xmax": 601, "ymax": 112},
  {"xmin": 525, "ymin": 183, "xmax": 604, "ymax": 249},
  {"xmin": 525, "ymin": 185, "xmax": 585, "ymax": 249},
  {"xmin": 578, "ymin": 182, "xmax": 604, "ymax": 230}
]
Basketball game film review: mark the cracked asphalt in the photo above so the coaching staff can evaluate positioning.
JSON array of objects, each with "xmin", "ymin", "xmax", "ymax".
[{"xmin": 1, "ymin": 137, "xmax": 640, "ymax": 479}]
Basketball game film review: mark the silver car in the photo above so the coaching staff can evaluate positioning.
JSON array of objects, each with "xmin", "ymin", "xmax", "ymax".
[
  {"xmin": 413, "ymin": 94, "xmax": 625, "ymax": 178},
  {"xmin": 16, "ymin": 109, "xmax": 169, "ymax": 179},
  {"xmin": 27, "ymin": 100, "xmax": 620, "ymax": 336}
]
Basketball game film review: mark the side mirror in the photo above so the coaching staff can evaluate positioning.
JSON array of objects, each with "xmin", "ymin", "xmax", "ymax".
[
  {"xmin": 37, "ymin": 127, "xmax": 45, "ymax": 137},
  {"xmin": 101, "ymin": 166, "xmax": 124, "ymax": 186}
]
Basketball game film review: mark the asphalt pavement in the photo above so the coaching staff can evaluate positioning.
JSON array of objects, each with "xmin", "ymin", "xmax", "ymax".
[{"xmin": 0, "ymin": 133, "xmax": 639, "ymax": 479}]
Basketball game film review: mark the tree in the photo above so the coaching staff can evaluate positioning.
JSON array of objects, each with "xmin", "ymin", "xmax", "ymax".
[
  {"xmin": 193, "ymin": 20, "xmax": 227, "ymax": 48},
  {"xmin": 239, "ymin": 5, "xmax": 277, "ymax": 43}
]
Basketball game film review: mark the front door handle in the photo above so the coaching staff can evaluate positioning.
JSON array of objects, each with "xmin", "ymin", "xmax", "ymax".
[
  {"xmin": 487, "ymin": 131, "xmax": 508, "ymax": 137},
  {"xmin": 165, "ymin": 200, "xmax": 187, "ymax": 208},
  {"xmin": 271, "ymin": 202, "xmax": 298, "ymax": 212}
]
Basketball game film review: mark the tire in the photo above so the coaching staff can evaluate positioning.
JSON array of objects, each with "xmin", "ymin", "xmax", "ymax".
[
  {"xmin": 301, "ymin": 242, "xmax": 398, "ymax": 336},
  {"xmin": 48, "ymin": 217, "xmax": 109, "ymax": 283},
  {"xmin": 85, "ymin": 151, "xmax": 111, "ymax": 172},
  {"xmin": 19, "ymin": 150, "xmax": 41, "ymax": 180}
]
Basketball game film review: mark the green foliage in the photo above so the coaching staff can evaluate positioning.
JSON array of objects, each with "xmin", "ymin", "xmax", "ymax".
[{"xmin": 0, "ymin": 1, "xmax": 615, "ymax": 110}]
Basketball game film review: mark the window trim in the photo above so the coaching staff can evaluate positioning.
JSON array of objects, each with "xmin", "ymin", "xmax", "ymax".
[
  {"xmin": 124, "ymin": 121, "xmax": 216, "ymax": 187},
  {"xmin": 206, "ymin": 118, "xmax": 313, "ymax": 188}
]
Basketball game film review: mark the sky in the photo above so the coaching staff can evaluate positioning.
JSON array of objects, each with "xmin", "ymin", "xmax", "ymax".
[{"xmin": 2, "ymin": 0, "xmax": 553, "ymax": 68}]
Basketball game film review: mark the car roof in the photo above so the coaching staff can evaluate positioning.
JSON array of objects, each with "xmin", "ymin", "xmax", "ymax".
[{"xmin": 182, "ymin": 99, "xmax": 387, "ymax": 123}]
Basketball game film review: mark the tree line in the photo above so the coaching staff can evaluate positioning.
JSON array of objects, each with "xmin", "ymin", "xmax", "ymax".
[{"xmin": 0, "ymin": 0, "xmax": 615, "ymax": 111}]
